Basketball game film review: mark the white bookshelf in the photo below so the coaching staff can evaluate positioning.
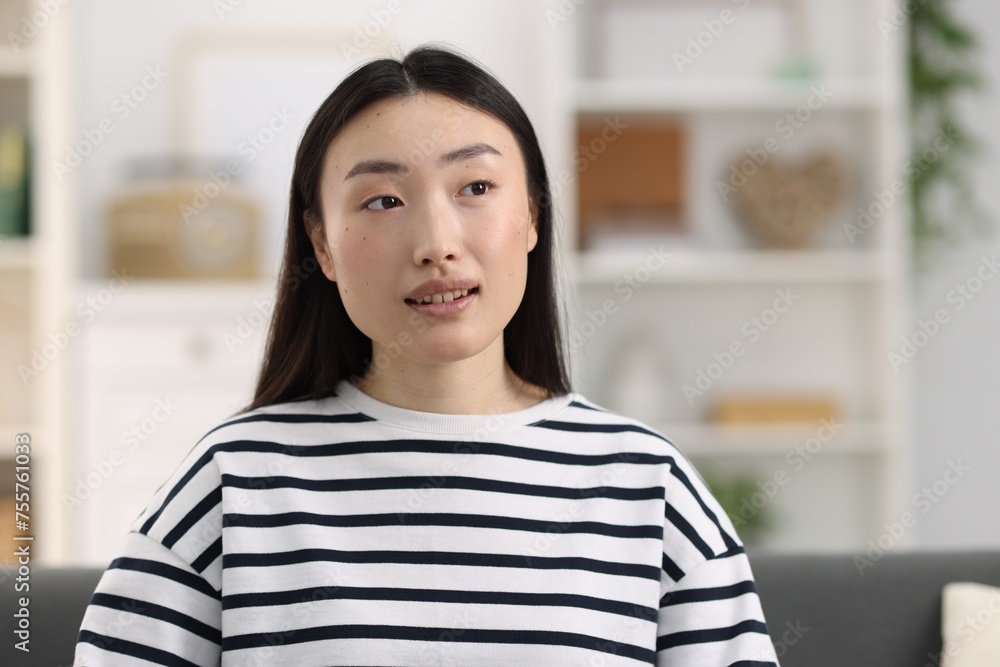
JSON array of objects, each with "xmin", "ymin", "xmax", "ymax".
[
  {"xmin": 1, "ymin": 0, "xmax": 916, "ymax": 560},
  {"xmin": 551, "ymin": 0, "xmax": 915, "ymax": 553},
  {"xmin": 0, "ymin": 1, "xmax": 78, "ymax": 564}
]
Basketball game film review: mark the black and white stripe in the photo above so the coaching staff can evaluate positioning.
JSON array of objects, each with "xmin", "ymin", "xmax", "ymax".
[{"xmin": 75, "ymin": 382, "xmax": 778, "ymax": 666}]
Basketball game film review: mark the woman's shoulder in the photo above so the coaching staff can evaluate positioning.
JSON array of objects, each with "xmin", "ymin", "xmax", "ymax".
[
  {"xmin": 540, "ymin": 391, "xmax": 686, "ymax": 453},
  {"xmin": 553, "ymin": 393, "xmax": 740, "ymax": 545},
  {"xmin": 126, "ymin": 392, "xmax": 364, "ymax": 532},
  {"xmin": 196, "ymin": 391, "xmax": 366, "ymax": 447},
  {"xmin": 138, "ymin": 392, "xmax": 364, "ymax": 491}
]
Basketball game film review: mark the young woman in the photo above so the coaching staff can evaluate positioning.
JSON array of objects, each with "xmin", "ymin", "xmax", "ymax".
[{"xmin": 76, "ymin": 45, "xmax": 778, "ymax": 666}]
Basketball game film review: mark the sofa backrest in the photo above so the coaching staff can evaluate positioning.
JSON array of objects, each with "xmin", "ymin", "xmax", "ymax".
[
  {"xmin": 1, "ymin": 565, "xmax": 105, "ymax": 667},
  {"xmin": 750, "ymin": 551, "xmax": 1000, "ymax": 667},
  {"xmin": 4, "ymin": 552, "xmax": 1000, "ymax": 666}
]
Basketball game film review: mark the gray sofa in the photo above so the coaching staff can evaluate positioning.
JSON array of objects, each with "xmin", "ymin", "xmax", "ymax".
[
  {"xmin": 753, "ymin": 551, "xmax": 1000, "ymax": 666},
  {"xmin": 4, "ymin": 551, "xmax": 999, "ymax": 666},
  {"xmin": 1, "ymin": 565, "xmax": 103, "ymax": 667}
]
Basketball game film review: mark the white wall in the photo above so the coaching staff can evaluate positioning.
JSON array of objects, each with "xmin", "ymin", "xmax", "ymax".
[{"xmin": 913, "ymin": 0, "xmax": 1000, "ymax": 549}]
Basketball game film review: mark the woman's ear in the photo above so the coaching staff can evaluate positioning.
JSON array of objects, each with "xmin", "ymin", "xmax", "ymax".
[
  {"xmin": 527, "ymin": 199, "xmax": 539, "ymax": 253},
  {"xmin": 305, "ymin": 212, "xmax": 337, "ymax": 282}
]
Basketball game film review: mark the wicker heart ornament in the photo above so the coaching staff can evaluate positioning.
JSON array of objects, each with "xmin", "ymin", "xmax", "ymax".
[{"xmin": 732, "ymin": 152, "xmax": 848, "ymax": 248}]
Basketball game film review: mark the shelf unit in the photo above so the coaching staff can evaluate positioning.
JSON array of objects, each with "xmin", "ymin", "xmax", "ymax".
[
  {"xmin": 0, "ymin": 1, "xmax": 78, "ymax": 564},
  {"xmin": 649, "ymin": 421, "xmax": 887, "ymax": 459},
  {"xmin": 1, "ymin": 0, "xmax": 916, "ymax": 560},
  {"xmin": 0, "ymin": 5, "xmax": 37, "ymax": 566},
  {"xmin": 71, "ymin": 280, "xmax": 274, "ymax": 565},
  {"xmin": 0, "ymin": 235, "xmax": 35, "ymax": 268},
  {"xmin": 575, "ymin": 79, "xmax": 893, "ymax": 113},
  {"xmin": 553, "ymin": 0, "xmax": 915, "ymax": 553},
  {"xmin": 572, "ymin": 249, "xmax": 891, "ymax": 285}
]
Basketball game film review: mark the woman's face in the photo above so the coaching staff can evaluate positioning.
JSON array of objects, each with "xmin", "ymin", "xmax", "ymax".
[{"xmin": 308, "ymin": 92, "xmax": 538, "ymax": 369}]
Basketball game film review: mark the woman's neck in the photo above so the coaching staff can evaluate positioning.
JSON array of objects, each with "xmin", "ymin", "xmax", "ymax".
[{"xmin": 351, "ymin": 339, "xmax": 548, "ymax": 415}]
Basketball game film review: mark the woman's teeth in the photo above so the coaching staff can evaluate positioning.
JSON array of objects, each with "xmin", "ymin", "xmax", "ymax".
[{"xmin": 416, "ymin": 289, "xmax": 469, "ymax": 304}]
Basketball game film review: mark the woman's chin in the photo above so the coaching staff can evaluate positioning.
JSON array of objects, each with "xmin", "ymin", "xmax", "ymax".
[{"xmin": 370, "ymin": 339, "xmax": 495, "ymax": 371}]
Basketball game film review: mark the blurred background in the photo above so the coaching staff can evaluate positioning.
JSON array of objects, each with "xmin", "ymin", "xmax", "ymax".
[{"xmin": 0, "ymin": 0, "xmax": 996, "ymax": 566}]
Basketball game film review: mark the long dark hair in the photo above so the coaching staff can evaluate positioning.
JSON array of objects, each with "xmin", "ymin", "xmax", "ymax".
[{"xmin": 240, "ymin": 44, "xmax": 570, "ymax": 413}]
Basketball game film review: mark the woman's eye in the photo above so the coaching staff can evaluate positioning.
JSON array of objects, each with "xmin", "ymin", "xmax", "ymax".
[
  {"xmin": 365, "ymin": 196, "xmax": 401, "ymax": 211},
  {"xmin": 460, "ymin": 181, "xmax": 493, "ymax": 197}
]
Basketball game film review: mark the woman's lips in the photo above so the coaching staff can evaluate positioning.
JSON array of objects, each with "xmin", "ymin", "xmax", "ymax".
[
  {"xmin": 405, "ymin": 288, "xmax": 478, "ymax": 317},
  {"xmin": 408, "ymin": 288, "xmax": 471, "ymax": 304}
]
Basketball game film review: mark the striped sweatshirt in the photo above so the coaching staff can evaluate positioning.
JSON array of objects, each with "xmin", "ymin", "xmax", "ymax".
[{"xmin": 75, "ymin": 380, "xmax": 779, "ymax": 666}]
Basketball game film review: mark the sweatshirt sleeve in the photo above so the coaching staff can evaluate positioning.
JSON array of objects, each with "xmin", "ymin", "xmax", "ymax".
[
  {"xmin": 75, "ymin": 433, "xmax": 226, "ymax": 666},
  {"xmin": 74, "ymin": 531, "xmax": 222, "ymax": 666},
  {"xmin": 656, "ymin": 550, "xmax": 778, "ymax": 666},
  {"xmin": 654, "ymin": 453, "xmax": 779, "ymax": 666}
]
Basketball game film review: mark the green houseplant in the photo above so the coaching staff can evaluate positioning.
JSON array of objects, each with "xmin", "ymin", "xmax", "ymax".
[{"xmin": 908, "ymin": 0, "xmax": 992, "ymax": 270}]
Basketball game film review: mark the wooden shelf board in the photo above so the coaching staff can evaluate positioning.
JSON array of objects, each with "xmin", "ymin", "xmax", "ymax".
[
  {"xmin": 0, "ymin": 46, "xmax": 33, "ymax": 77},
  {"xmin": 652, "ymin": 420, "xmax": 887, "ymax": 458},
  {"xmin": 571, "ymin": 248, "xmax": 888, "ymax": 285},
  {"xmin": 576, "ymin": 78, "xmax": 888, "ymax": 114},
  {"xmin": 0, "ymin": 236, "xmax": 35, "ymax": 270}
]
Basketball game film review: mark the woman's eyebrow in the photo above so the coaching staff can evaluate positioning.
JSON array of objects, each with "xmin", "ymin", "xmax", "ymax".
[
  {"xmin": 343, "ymin": 143, "xmax": 502, "ymax": 181},
  {"xmin": 343, "ymin": 158, "xmax": 406, "ymax": 181},
  {"xmin": 439, "ymin": 142, "xmax": 502, "ymax": 165}
]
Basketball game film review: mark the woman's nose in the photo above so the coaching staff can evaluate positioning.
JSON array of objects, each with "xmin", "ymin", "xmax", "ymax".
[{"xmin": 411, "ymin": 197, "xmax": 462, "ymax": 266}]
